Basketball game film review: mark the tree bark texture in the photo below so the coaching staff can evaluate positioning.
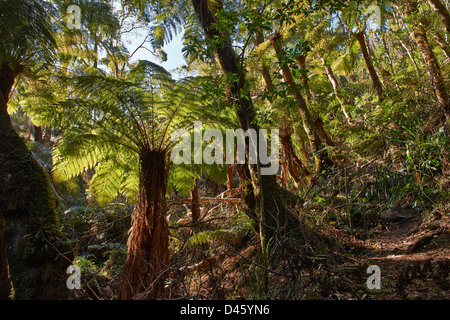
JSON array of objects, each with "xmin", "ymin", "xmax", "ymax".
[
  {"xmin": 297, "ymin": 55, "xmax": 313, "ymax": 102},
  {"xmin": 355, "ymin": 31, "xmax": 386, "ymax": 102},
  {"xmin": 280, "ymin": 129, "xmax": 310, "ymax": 187},
  {"xmin": 226, "ymin": 165, "xmax": 234, "ymax": 190},
  {"xmin": 120, "ymin": 150, "xmax": 170, "ymax": 300},
  {"xmin": 255, "ymin": 33, "xmax": 310, "ymax": 184},
  {"xmin": 191, "ymin": 178, "xmax": 201, "ymax": 223},
  {"xmin": 432, "ymin": 31, "xmax": 450, "ymax": 60}
]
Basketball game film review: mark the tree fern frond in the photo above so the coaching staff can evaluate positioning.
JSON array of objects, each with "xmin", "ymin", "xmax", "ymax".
[{"xmin": 183, "ymin": 219, "xmax": 253, "ymax": 249}]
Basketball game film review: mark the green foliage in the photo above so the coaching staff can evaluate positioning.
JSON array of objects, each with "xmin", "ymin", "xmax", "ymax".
[
  {"xmin": 184, "ymin": 213, "xmax": 253, "ymax": 249},
  {"xmin": 0, "ymin": 0, "xmax": 57, "ymax": 66}
]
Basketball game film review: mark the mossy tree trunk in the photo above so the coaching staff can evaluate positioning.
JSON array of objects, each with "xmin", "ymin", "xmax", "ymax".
[
  {"xmin": 431, "ymin": 31, "xmax": 450, "ymax": 60},
  {"xmin": 120, "ymin": 150, "xmax": 170, "ymax": 300},
  {"xmin": 296, "ymin": 55, "xmax": 313, "ymax": 102},
  {"xmin": 0, "ymin": 214, "xmax": 11, "ymax": 300},
  {"xmin": 0, "ymin": 62, "xmax": 73, "ymax": 300}
]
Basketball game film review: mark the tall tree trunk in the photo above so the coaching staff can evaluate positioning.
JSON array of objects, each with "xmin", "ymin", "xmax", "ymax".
[
  {"xmin": 314, "ymin": 117, "xmax": 336, "ymax": 147},
  {"xmin": 404, "ymin": 0, "xmax": 450, "ymax": 120},
  {"xmin": 297, "ymin": 55, "xmax": 313, "ymax": 102},
  {"xmin": 269, "ymin": 32, "xmax": 333, "ymax": 171},
  {"xmin": 254, "ymin": 31, "xmax": 274, "ymax": 93},
  {"xmin": 191, "ymin": 0, "xmax": 292, "ymax": 253},
  {"xmin": 33, "ymin": 125, "xmax": 43, "ymax": 143},
  {"xmin": 120, "ymin": 150, "xmax": 170, "ymax": 300},
  {"xmin": 427, "ymin": 0, "xmax": 450, "ymax": 33},
  {"xmin": 355, "ymin": 31, "xmax": 386, "ymax": 102},
  {"xmin": 0, "ymin": 62, "xmax": 73, "ymax": 300},
  {"xmin": 191, "ymin": 178, "xmax": 200, "ymax": 223},
  {"xmin": 321, "ymin": 57, "xmax": 352, "ymax": 123}
]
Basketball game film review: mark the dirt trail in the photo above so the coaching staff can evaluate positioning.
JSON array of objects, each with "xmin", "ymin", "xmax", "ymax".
[{"xmin": 361, "ymin": 208, "xmax": 449, "ymax": 299}]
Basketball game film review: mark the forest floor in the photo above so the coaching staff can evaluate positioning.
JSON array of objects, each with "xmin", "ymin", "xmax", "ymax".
[
  {"xmin": 359, "ymin": 204, "xmax": 449, "ymax": 299},
  {"xmin": 165, "ymin": 175, "xmax": 450, "ymax": 300},
  {"xmin": 66, "ymin": 172, "xmax": 449, "ymax": 300}
]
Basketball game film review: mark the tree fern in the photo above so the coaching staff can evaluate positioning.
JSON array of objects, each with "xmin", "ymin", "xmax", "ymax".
[{"xmin": 52, "ymin": 61, "xmax": 234, "ymax": 205}]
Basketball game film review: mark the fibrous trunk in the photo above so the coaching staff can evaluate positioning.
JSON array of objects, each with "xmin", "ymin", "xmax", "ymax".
[
  {"xmin": 297, "ymin": 55, "xmax": 313, "ymax": 102},
  {"xmin": 191, "ymin": 178, "xmax": 200, "ymax": 223},
  {"xmin": 280, "ymin": 128, "xmax": 310, "ymax": 187},
  {"xmin": 120, "ymin": 150, "xmax": 170, "ymax": 300},
  {"xmin": 226, "ymin": 165, "xmax": 234, "ymax": 190}
]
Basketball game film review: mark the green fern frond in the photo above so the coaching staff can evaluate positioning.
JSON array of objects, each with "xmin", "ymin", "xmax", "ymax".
[{"xmin": 184, "ymin": 219, "xmax": 253, "ymax": 249}]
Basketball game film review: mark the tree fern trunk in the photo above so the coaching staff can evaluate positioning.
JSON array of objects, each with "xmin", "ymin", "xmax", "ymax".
[
  {"xmin": 33, "ymin": 125, "xmax": 43, "ymax": 143},
  {"xmin": 120, "ymin": 150, "xmax": 170, "ymax": 300},
  {"xmin": 297, "ymin": 55, "xmax": 313, "ymax": 102},
  {"xmin": 432, "ymin": 31, "xmax": 450, "ymax": 60},
  {"xmin": 191, "ymin": 178, "xmax": 200, "ymax": 223},
  {"xmin": 255, "ymin": 33, "xmax": 310, "ymax": 185},
  {"xmin": 280, "ymin": 128, "xmax": 310, "ymax": 187}
]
